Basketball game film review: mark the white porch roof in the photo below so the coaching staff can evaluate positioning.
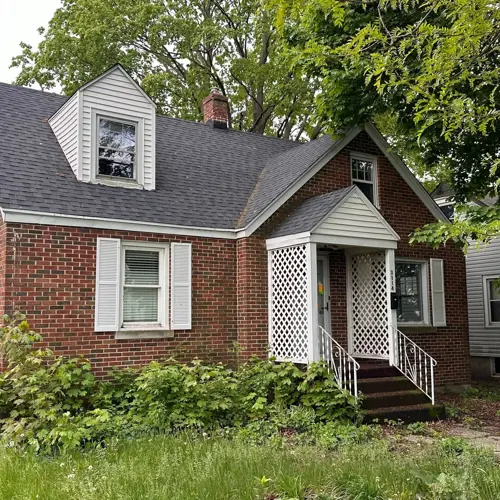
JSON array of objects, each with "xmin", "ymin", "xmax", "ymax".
[{"xmin": 267, "ymin": 186, "xmax": 400, "ymax": 250}]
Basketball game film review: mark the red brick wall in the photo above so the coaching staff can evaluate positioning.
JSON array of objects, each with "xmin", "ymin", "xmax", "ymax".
[
  {"xmin": 236, "ymin": 131, "xmax": 469, "ymax": 386},
  {"xmin": 1, "ymin": 224, "xmax": 237, "ymax": 376},
  {"xmin": 0, "ymin": 220, "xmax": 6, "ymax": 318},
  {"xmin": 0, "ymin": 131, "xmax": 470, "ymax": 386}
]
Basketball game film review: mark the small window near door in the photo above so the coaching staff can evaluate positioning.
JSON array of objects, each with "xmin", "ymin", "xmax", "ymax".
[
  {"xmin": 395, "ymin": 261, "xmax": 429, "ymax": 324},
  {"xmin": 351, "ymin": 154, "xmax": 377, "ymax": 205},
  {"xmin": 484, "ymin": 277, "xmax": 500, "ymax": 326}
]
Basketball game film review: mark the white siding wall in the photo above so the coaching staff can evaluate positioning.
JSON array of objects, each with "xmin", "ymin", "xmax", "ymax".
[
  {"xmin": 49, "ymin": 93, "xmax": 79, "ymax": 176},
  {"xmin": 466, "ymin": 238, "xmax": 500, "ymax": 356},
  {"xmin": 315, "ymin": 191, "xmax": 395, "ymax": 241},
  {"xmin": 80, "ymin": 67, "xmax": 156, "ymax": 189}
]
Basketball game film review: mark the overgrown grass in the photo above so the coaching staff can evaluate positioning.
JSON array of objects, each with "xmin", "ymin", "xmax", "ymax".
[{"xmin": 1, "ymin": 435, "xmax": 499, "ymax": 500}]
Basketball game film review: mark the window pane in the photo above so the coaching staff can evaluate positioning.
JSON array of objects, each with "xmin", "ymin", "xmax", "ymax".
[
  {"xmin": 125, "ymin": 250, "xmax": 159, "ymax": 285},
  {"xmin": 396, "ymin": 263, "xmax": 423, "ymax": 322},
  {"xmin": 123, "ymin": 287, "xmax": 158, "ymax": 323},
  {"xmin": 98, "ymin": 119, "xmax": 136, "ymax": 179},
  {"xmin": 99, "ymin": 119, "xmax": 136, "ymax": 151},
  {"xmin": 353, "ymin": 181, "xmax": 374, "ymax": 203},
  {"xmin": 352, "ymin": 158, "xmax": 373, "ymax": 181},
  {"xmin": 489, "ymin": 280, "xmax": 500, "ymax": 300},
  {"xmin": 491, "ymin": 301, "xmax": 500, "ymax": 323},
  {"xmin": 98, "ymin": 158, "xmax": 134, "ymax": 178}
]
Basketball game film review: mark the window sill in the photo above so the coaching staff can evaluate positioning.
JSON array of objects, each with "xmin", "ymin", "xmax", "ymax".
[
  {"xmin": 116, "ymin": 328, "xmax": 174, "ymax": 340},
  {"xmin": 398, "ymin": 325, "xmax": 438, "ymax": 334},
  {"xmin": 93, "ymin": 177, "xmax": 144, "ymax": 190}
]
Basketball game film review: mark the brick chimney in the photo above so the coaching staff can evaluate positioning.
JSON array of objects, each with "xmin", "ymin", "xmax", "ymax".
[{"xmin": 202, "ymin": 88, "xmax": 229, "ymax": 129}]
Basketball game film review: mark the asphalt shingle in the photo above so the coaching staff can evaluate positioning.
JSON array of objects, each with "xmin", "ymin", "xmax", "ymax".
[
  {"xmin": 269, "ymin": 187, "xmax": 355, "ymax": 238},
  {"xmin": 0, "ymin": 83, "xmax": 340, "ymax": 230}
]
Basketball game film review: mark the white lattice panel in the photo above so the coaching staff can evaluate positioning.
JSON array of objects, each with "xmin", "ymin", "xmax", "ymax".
[
  {"xmin": 350, "ymin": 252, "xmax": 389, "ymax": 358},
  {"xmin": 269, "ymin": 245, "xmax": 309, "ymax": 363}
]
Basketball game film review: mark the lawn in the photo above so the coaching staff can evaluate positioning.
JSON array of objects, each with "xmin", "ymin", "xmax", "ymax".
[{"xmin": 1, "ymin": 434, "xmax": 500, "ymax": 500}]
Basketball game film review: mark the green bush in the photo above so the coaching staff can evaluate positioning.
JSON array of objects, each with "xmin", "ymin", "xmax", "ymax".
[{"xmin": 0, "ymin": 314, "xmax": 359, "ymax": 453}]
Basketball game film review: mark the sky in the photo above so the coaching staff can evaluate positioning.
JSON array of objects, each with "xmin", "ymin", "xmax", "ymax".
[{"xmin": 0, "ymin": 0, "xmax": 61, "ymax": 85}]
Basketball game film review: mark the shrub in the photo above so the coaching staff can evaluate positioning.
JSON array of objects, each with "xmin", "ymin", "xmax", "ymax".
[{"xmin": 0, "ymin": 314, "xmax": 360, "ymax": 453}]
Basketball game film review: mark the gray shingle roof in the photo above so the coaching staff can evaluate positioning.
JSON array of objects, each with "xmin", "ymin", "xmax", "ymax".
[
  {"xmin": 0, "ymin": 82, "xmax": 340, "ymax": 230},
  {"xmin": 270, "ymin": 187, "xmax": 355, "ymax": 238}
]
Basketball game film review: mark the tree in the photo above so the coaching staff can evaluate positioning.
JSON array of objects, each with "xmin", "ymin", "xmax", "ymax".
[
  {"xmin": 274, "ymin": 0, "xmax": 500, "ymax": 245},
  {"xmin": 11, "ymin": 0, "xmax": 321, "ymax": 140}
]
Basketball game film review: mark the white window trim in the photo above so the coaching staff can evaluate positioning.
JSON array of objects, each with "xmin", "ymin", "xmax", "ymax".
[
  {"xmin": 91, "ymin": 108, "xmax": 145, "ymax": 189},
  {"xmin": 119, "ymin": 241, "xmax": 170, "ymax": 333},
  {"xmin": 483, "ymin": 275, "xmax": 500, "ymax": 328},
  {"xmin": 350, "ymin": 152, "xmax": 378, "ymax": 208},
  {"xmin": 395, "ymin": 258, "xmax": 430, "ymax": 326}
]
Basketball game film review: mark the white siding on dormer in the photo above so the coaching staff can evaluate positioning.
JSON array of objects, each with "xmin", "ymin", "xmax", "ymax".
[
  {"xmin": 49, "ymin": 93, "xmax": 79, "ymax": 177},
  {"xmin": 80, "ymin": 67, "xmax": 156, "ymax": 189},
  {"xmin": 314, "ymin": 191, "xmax": 395, "ymax": 241}
]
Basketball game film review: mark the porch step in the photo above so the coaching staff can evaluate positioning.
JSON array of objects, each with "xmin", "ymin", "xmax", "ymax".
[
  {"xmin": 363, "ymin": 389, "xmax": 429, "ymax": 410},
  {"xmin": 358, "ymin": 376, "xmax": 415, "ymax": 394},
  {"xmin": 357, "ymin": 364, "xmax": 400, "ymax": 379},
  {"xmin": 356, "ymin": 362, "xmax": 445, "ymax": 423},
  {"xmin": 364, "ymin": 403, "xmax": 446, "ymax": 423}
]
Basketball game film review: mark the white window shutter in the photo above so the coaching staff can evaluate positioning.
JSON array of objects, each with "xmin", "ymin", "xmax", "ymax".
[
  {"xmin": 430, "ymin": 258, "xmax": 446, "ymax": 327},
  {"xmin": 171, "ymin": 243, "xmax": 192, "ymax": 330},
  {"xmin": 95, "ymin": 238, "xmax": 121, "ymax": 332}
]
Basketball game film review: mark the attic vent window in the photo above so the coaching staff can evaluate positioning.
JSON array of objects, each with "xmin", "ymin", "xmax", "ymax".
[{"xmin": 98, "ymin": 118, "xmax": 136, "ymax": 179}]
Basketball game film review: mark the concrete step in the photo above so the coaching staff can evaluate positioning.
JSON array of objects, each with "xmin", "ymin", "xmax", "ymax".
[
  {"xmin": 362, "ymin": 389, "xmax": 429, "ymax": 410},
  {"xmin": 358, "ymin": 376, "xmax": 415, "ymax": 394},
  {"xmin": 365, "ymin": 403, "xmax": 445, "ymax": 423}
]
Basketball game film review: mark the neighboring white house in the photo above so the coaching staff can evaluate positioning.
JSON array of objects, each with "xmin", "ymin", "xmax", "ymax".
[{"xmin": 433, "ymin": 184, "xmax": 500, "ymax": 378}]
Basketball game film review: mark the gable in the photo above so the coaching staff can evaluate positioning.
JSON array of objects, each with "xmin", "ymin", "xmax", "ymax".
[
  {"xmin": 239, "ymin": 123, "xmax": 447, "ymax": 237},
  {"xmin": 80, "ymin": 66, "xmax": 156, "ymax": 188},
  {"xmin": 314, "ymin": 189, "xmax": 398, "ymax": 242}
]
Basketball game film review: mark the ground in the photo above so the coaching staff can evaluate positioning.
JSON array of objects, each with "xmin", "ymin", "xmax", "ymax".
[{"xmin": 1, "ymin": 423, "xmax": 500, "ymax": 499}]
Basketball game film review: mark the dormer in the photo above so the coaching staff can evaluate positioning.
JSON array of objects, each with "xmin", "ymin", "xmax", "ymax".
[{"xmin": 49, "ymin": 65, "xmax": 156, "ymax": 190}]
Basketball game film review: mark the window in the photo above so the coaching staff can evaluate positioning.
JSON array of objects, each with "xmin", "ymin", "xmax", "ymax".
[
  {"xmin": 351, "ymin": 154, "xmax": 377, "ymax": 205},
  {"xmin": 120, "ymin": 242, "xmax": 168, "ymax": 330},
  {"xmin": 123, "ymin": 249, "xmax": 161, "ymax": 326},
  {"xmin": 484, "ymin": 277, "xmax": 500, "ymax": 326},
  {"xmin": 494, "ymin": 357, "xmax": 500, "ymax": 376},
  {"xmin": 95, "ymin": 238, "xmax": 192, "ymax": 335},
  {"xmin": 98, "ymin": 118, "xmax": 136, "ymax": 179},
  {"xmin": 440, "ymin": 204, "xmax": 455, "ymax": 220},
  {"xmin": 396, "ymin": 261, "xmax": 429, "ymax": 324}
]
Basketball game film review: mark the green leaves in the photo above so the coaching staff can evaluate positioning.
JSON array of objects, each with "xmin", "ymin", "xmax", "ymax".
[
  {"xmin": 11, "ymin": 0, "xmax": 321, "ymax": 138},
  {"xmin": 273, "ymin": 0, "xmax": 500, "ymax": 207}
]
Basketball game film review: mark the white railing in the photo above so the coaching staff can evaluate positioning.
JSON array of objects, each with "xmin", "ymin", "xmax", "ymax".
[
  {"xmin": 319, "ymin": 326, "xmax": 360, "ymax": 397},
  {"xmin": 391, "ymin": 325, "xmax": 437, "ymax": 405}
]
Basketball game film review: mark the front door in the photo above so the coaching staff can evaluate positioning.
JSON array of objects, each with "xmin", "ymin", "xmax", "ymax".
[{"xmin": 317, "ymin": 255, "xmax": 331, "ymax": 333}]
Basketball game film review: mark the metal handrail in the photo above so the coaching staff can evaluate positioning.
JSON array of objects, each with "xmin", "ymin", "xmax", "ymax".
[
  {"xmin": 391, "ymin": 324, "xmax": 437, "ymax": 405},
  {"xmin": 319, "ymin": 326, "xmax": 360, "ymax": 397}
]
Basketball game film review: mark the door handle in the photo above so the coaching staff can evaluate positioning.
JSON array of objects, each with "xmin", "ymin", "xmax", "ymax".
[{"xmin": 320, "ymin": 303, "xmax": 329, "ymax": 312}]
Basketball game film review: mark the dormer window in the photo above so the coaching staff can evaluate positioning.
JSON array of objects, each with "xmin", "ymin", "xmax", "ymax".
[
  {"xmin": 98, "ymin": 118, "xmax": 137, "ymax": 179},
  {"xmin": 351, "ymin": 153, "xmax": 378, "ymax": 206}
]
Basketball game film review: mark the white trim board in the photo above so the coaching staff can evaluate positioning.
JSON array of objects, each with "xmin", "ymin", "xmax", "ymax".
[{"xmin": 2, "ymin": 208, "xmax": 239, "ymax": 240}]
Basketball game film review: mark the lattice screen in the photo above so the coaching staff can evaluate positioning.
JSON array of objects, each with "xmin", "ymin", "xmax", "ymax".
[
  {"xmin": 351, "ymin": 252, "xmax": 389, "ymax": 358},
  {"xmin": 269, "ymin": 245, "xmax": 309, "ymax": 363}
]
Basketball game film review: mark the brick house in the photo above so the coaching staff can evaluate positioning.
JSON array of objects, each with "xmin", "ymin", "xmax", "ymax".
[{"xmin": 0, "ymin": 66, "xmax": 469, "ymax": 414}]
